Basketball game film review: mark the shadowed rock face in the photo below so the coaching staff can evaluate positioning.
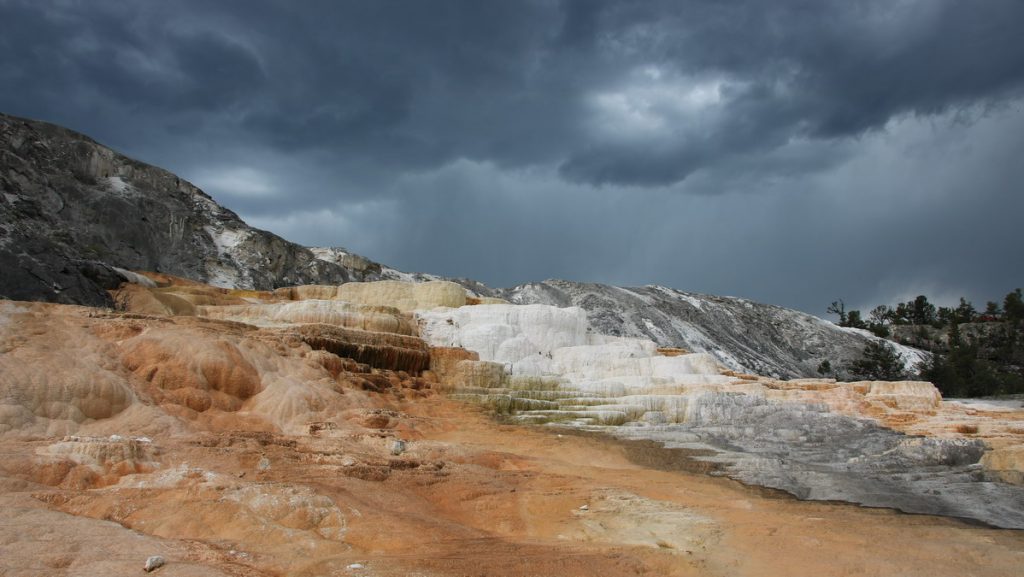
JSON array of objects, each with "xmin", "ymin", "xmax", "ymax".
[
  {"xmin": 0, "ymin": 113, "xmax": 380, "ymax": 306},
  {"xmin": 291, "ymin": 324, "xmax": 431, "ymax": 375}
]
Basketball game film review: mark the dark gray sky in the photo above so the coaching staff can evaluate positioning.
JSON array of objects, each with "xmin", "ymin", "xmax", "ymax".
[{"xmin": 2, "ymin": 0, "xmax": 1023, "ymax": 315}]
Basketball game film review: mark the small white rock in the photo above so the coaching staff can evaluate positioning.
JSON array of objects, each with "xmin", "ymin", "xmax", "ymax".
[
  {"xmin": 347, "ymin": 562, "xmax": 365, "ymax": 570},
  {"xmin": 390, "ymin": 440, "xmax": 406, "ymax": 456},
  {"xmin": 578, "ymin": 504, "xmax": 589, "ymax": 511},
  {"xmin": 143, "ymin": 555, "xmax": 165, "ymax": 572}
]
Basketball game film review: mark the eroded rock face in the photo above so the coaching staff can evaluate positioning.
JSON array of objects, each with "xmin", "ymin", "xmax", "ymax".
[
  {"xmin": 0, "ymin": 299, "xmax": 435, "ymax": 437},
  {"xmin": 0, "ymin": 113, "xmax": 381, "ymax": 305},
  {"xmin": 288, "ymin": 324, "xmax": 431, "ymax": 375}
]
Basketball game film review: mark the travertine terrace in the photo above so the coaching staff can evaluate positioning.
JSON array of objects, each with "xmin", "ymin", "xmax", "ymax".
[{"xmin": 1, "ymin": 277, "xmax": 1022, "ymax": 576}]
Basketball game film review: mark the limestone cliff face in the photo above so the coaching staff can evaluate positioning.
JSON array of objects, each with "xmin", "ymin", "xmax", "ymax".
[{"xmin": 0, "ymin": 113, "xmax": 383, "ymax": 306}]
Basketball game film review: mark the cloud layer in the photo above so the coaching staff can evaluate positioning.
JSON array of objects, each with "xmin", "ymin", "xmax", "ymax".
[{"xmin": 2, "ymin": 0, "xmax": 1022, "ymax": 313}]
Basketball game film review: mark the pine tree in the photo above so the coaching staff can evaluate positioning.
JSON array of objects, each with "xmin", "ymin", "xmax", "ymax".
[
  {"xmin": 845, "ymin": 310, "xmax": 867, "ymax": 329},
  {"xmin": 910, "ymin": 295, "xmax": 937, "ymax": 325},
  {"xmin": 848, "ymin": 341, "xmax": 907, "ymax": 381},
  {"xmin": 983, "ymin": 301, "xmax": 1001, "ymax": 321},
  {"xmin": 954, "ymin": 298, "xmax": 977, "ymax": 324},
  {"xmin": 1005, "ymin": 289, "xmax": 1024, "ymax": 322},
  {"xmin": 920, "ymin": 322, "xmax": 1005, "ymax": 397},
  {"xmin": 817, "ymin": 359, "xmax": 833, "ymax": 377},
  {"xmin": 827, "ymin": 300, "xmax": 848, "ymax": 325}
]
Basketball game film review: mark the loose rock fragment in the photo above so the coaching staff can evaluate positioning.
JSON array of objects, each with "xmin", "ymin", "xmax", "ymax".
[{"xmin": 143, "ymin": 555, "xmax": 165, "ymax": 572}]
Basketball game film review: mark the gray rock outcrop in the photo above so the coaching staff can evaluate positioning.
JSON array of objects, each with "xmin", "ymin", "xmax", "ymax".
[
  {"xmin": 143, "ymin": 555, "xmax": 165, "ymax": 572},
  {"xmin": 0, "ymin": 113, "xmax": 385, "ymax": 306}
]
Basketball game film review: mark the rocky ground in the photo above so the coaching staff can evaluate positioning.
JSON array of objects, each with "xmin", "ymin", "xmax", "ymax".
[
  {"xmin": 5, "ymin": 398, "xmax": 1024, "ymax": 577},
  {"xmin": 1, "ymin": 276, "xmax": 1023, "ymax": 576}
]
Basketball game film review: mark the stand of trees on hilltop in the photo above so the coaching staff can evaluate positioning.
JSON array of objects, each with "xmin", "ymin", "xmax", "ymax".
[{"xmin": 826, "ymin": 289, "xmax": 1024, "ymax": 398}]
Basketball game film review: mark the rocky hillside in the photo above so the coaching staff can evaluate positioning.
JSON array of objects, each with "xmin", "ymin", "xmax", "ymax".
[
  {"xmin": 0, "ymin": 113, "xmax": 389, "ymax": 307},
  {"xmin": 492, "ymin": 280, "xmax": 926, "ymax": 379},
  {"xmin": 0, "ymin": 112, "xmax": 921, "ymax": 378}
]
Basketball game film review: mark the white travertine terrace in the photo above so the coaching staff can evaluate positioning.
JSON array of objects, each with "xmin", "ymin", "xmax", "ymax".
[
  {"xmin": 415, "ymin": 303, "xmax": 946, "ymax": 427},
  {"xmin": 416, "ymin": 303, "xmax": 743, "ymax": 426},
  {"xmin": 418, "ymin": 304, "xmax": 726, "ymax": 379}
]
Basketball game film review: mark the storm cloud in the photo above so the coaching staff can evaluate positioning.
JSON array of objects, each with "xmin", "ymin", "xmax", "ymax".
[{"xmin": 1, "ymin": 0, "xmax": 1022, "ymax": 314}]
